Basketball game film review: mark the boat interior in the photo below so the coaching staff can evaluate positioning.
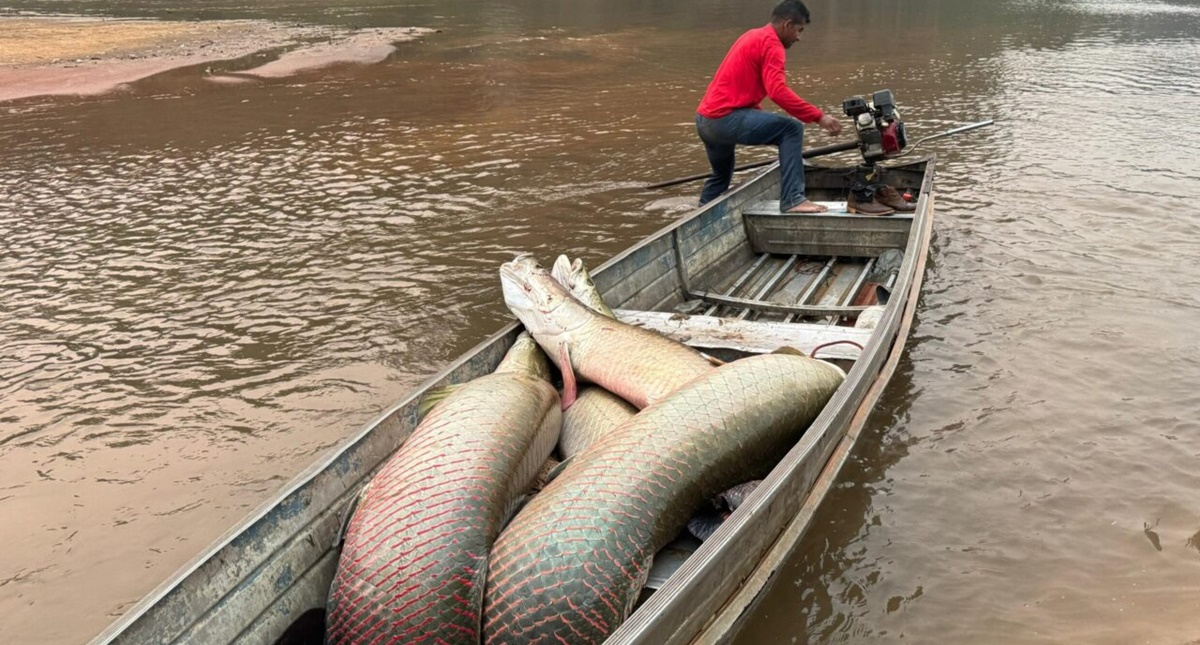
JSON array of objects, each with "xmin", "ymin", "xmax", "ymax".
[
  {"xmin": 600, "ymin": 162, "xmax": 930, "ymax": 602},
  {"xmin": 606, "ymin": 162, "xmax": 927, "ymax": 368}
]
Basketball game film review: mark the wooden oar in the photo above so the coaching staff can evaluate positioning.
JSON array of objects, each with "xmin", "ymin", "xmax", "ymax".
[{"xmin": 643, "ymin": 140, "xmax": 857, "ymax": 190}]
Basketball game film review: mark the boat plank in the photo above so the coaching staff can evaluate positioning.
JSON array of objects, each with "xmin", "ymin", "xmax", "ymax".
[
  {"xmin": 689, "ymin": 292, "xmax": 870, "ymax": 317},
  {"xmin": 237, "ymin": 552, "xmax": 337, "ymax": 645},
  {"xmin": 743, "ymin": 201, "xmax": 912, "ymax": 257},
  {"xmin": 591, "ymin": 166, "xmax": 778, "ymax": 308},
  {"xmin": 594, "ymin": 236, "xmax": 677, "ymax": 308},
  {"xmin": 613, "ymin": 310, "xmax": 868, "ymax": 360},
  {"xmin": 182, "ymin": 501, "xmax": 341, "ymax": 643}
]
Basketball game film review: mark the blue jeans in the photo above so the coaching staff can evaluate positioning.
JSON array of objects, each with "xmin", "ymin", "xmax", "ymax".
[{"xmin": 695, "ymin": 110, "xmax": 807, "ymax": 211}]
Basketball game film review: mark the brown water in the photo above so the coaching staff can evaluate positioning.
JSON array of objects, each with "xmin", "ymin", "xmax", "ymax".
[{"xmin": 2, "ymin": 0, "xmax": 1200, "ymax": 643}]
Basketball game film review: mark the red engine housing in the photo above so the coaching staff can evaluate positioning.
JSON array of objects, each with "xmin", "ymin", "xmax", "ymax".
[{"xmin": 880, "ymin": 121, "xmax": 903, "ymax": 156}]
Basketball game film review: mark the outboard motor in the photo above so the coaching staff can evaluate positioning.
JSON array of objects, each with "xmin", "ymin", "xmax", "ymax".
[
  {"xmin": 841, "ymin": 89, "xmax": 914, "ymax": 214},
  {"xmin": 842, "ymin": 89, "xmax": 908, "ymax": 165}
]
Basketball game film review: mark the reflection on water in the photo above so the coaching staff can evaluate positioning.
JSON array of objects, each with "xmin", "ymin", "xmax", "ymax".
[{"xmin": 2, "ymin": 0, "xmax": 1200, "ymax": 643}]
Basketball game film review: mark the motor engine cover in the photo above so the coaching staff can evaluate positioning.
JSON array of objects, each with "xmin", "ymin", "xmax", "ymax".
[{"xmin": 842, "ymin": 89, "xmax": 907, "ymax": 164}]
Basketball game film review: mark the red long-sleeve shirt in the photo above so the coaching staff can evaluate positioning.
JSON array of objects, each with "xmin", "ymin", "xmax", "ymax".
[{"xmin": 697, "ymin": 24, "xmax": 824, "ymax": 123}]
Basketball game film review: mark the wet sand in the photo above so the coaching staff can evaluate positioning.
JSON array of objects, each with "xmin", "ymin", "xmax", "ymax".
[{"xmin": 0, "ymin": 17, "xmax": 433, "ymax": 102}]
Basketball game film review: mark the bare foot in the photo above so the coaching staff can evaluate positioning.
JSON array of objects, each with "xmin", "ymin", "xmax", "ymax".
[{"xmin": 785, "ymin": 200, "xmax": 828, "ymax": 213}]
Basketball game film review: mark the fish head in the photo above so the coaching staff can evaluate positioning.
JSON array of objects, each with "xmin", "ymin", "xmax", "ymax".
[
  {"xmin": 551, "ymin": 254, "xmax": 577, "ymax": 289},
  {"xmin": 500, "ymin": 254, "xmax": 593, "ymax": 340},
  {"xmin": 551, "ymin": 255, "xmax": 596, "ymax": 293},
  {"xmin": 550, "ymin": 254, "xmax": 613, "ymax": 318}
]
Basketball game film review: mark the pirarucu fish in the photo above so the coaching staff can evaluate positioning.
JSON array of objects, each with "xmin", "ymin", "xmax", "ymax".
[
  {"xmin": 483, "ymin": 352, "xmax": 844, "ymax": 644},
  {"xmin": 326, "ymin": 333, "xmax": 560, "ymax": 645}
]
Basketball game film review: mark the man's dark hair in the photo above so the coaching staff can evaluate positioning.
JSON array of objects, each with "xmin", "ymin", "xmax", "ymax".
[{"xmin": 772, "ymin": 0, "xmax": 811, "ymax": 24}]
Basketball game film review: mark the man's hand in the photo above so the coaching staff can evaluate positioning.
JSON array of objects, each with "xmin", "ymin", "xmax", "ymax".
[{"xmin": 817, "ymin": 114, "xmax": 842, "ymax": 136}]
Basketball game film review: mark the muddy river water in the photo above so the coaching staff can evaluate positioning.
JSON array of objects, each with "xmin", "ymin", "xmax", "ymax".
[{"xmin": 2, "ymin": 0, "xmax": 1200, "ymax": 643}]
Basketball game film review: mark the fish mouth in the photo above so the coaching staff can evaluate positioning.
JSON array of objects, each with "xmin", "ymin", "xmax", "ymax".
[
  {"xmin": 499, "ymin": 254, "xmax": 551, "ymax": 311},
  {"xmin": 500, "ymin": 254, "xmax": 579, "ymax": 338}
]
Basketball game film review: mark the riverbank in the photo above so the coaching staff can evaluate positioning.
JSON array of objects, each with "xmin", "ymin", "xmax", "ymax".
[{"xmin": 0, "ymin": 16, "xmax": 433, "ymax": 102}]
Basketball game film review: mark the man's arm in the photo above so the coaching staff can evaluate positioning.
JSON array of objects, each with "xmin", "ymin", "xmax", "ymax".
[{"xmin": 760, "ymin": 42, "xmax": 824, "ymax": 123}]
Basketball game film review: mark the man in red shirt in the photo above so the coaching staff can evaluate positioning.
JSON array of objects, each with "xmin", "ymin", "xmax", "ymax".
[{"xmin": 696, "ymin": 0, "xmax": 842, "ymax": 213}]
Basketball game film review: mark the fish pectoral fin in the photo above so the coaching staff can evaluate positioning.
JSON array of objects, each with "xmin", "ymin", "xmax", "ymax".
[
  {"xmin": 543, "ymin": 456, "xmax": 573, "ymax": 485},
  {"xmin": 418, "ymin": 384, "xmax": 462, "ymax": 417},
  {"xmin": 687, "ymin": 513, "xmax": 723, "ymax": 542},
  {"xmin": 559, "ymin": 344, "xmax": 578, "ymax": 410},
  {"xmin": 500, "ymin": 494, "xmax": 529, "ymax": 532},
  {"xmin": 700, "ymin": 352, "xmax": 725, "ymax": 367}
]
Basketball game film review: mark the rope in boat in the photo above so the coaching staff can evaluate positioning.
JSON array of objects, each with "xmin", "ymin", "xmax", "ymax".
[{"xmin": 809, "ymin": 339, "xmax": 865, "ymax": 359}]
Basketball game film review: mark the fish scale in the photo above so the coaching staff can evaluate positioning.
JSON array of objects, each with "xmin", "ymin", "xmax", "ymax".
[
  {"xmin": 482, "ymin": 353, "xmax": 843, "ymax": 645},
  {"xmin": 559, "ymin": 386, "xmax": 637, "ymax": 459},
  {"xmin": 568, "ymin": 318, "xmax": 714, "ymax": 409},
  {"xmin": 327, "ymin": 335, "xmax": 560, "ymax": 645}
]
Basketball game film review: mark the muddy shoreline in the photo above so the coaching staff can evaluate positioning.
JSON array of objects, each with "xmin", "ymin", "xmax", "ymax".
[{"xmin": 0, "ymin": 16, "xmax": 433, "ymax": 102}]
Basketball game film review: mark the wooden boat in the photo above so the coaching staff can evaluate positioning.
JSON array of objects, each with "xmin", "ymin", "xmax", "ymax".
[{"xmin": 88, "ymin": 155, "xmax": 936, "ymax": 645}]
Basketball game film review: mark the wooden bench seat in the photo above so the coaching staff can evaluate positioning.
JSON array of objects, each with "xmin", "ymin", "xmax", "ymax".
[
  {"xmin": 744, "ymin": 200, "xmax": 915, "ymax": 218},
  {"xmin": 742, "ymin": 200, "xmax": 914, "ymax": 256}
]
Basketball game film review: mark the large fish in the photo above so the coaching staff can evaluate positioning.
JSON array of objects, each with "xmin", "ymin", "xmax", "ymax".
[
  {"xmin": 482, "ymin": 353, "xmax": 844, "ymax": 645},
  {"xmin": 501, "ymin": 254, "xmax": 713, "ymax": 409},
  {"xmin": 549, "ymin": 255, "xmax": 638, "ymax": 458},
  {"xmin": 326, "ymin": 333, "xmax": 561, "ymax": 645}
]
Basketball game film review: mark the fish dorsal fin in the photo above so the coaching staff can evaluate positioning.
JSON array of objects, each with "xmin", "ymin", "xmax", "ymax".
[{"xmin": 418, "ymin": 384, "xmax": 462, "ymax": 417}]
